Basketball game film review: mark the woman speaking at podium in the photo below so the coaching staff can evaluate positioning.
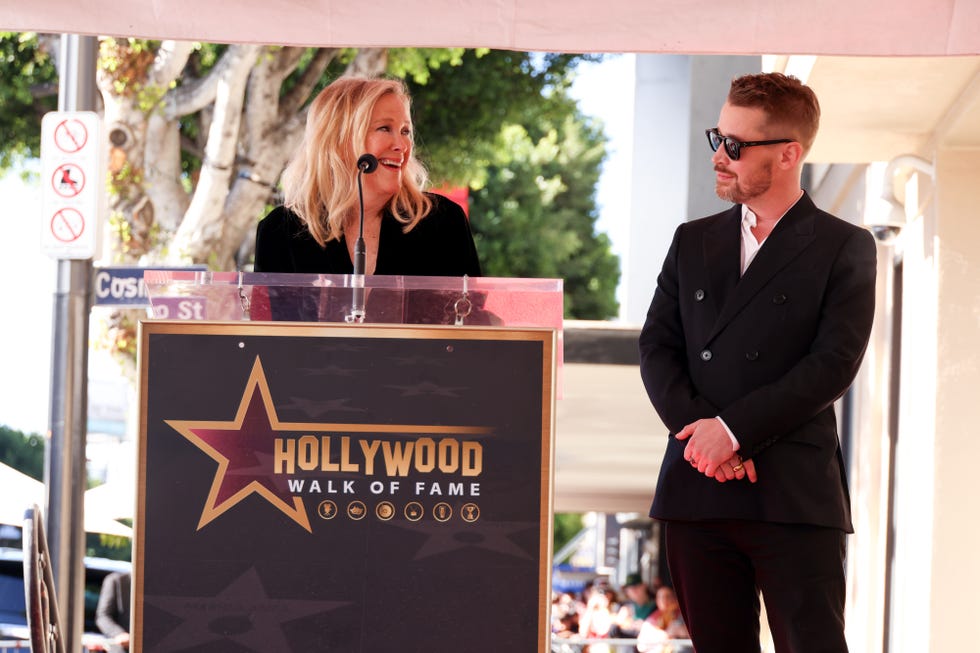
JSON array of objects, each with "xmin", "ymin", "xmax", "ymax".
[{"xmin": 254, "ymin": 76, "xmax": 481, "ymax": 278}]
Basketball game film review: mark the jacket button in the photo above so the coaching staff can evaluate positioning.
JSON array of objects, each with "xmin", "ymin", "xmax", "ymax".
[
  {"xmin": 745, "ymin": 351, "xmax": 759, "ymax": 361},
  {"xmin": 700, "ymin": 350, "xmax": 712, "ymax": 361},
  {"xmin": 694, "ymin": 289, "xmax": 705, "ymax": 301},
  {"xmin": 772, "ymin": 293, "xmax": 787, "ymax": 304}
]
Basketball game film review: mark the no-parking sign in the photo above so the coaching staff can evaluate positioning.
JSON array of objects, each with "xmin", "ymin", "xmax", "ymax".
[{"xmin": 40, "ymin": 111, "xmax": 103, "ymax": 259}]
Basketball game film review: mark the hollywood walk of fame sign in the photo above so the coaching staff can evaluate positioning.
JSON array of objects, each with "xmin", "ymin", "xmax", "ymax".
[{"xmin": 136, "ymin": 320, "xmax": 556, "ymax": 653}]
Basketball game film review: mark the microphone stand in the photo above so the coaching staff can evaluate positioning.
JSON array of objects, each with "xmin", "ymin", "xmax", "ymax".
[{"xmin": 346, "ymin": 154, "xmax": 378, "ymax": 323}]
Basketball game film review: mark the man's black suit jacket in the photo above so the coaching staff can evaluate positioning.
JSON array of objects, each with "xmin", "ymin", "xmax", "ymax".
[{"xmin": 639, "ymin": 193, "xmax": 877, "ymax": 532}]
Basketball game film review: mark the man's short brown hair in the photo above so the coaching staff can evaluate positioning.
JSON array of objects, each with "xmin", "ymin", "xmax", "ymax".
[{"xmin": 728, "ymin": 72, "xmax": 820, "ymax": 154}]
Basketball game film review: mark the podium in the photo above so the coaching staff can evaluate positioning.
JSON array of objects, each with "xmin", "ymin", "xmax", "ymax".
[{"xmin": 135, "ymin": 272, "xmax": 562, "ymax": 653}]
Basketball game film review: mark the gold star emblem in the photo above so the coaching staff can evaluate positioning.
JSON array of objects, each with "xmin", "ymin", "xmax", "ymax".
[{"xmin": 165, "ymin": 357, "xmax": 312, "ymax": 532}]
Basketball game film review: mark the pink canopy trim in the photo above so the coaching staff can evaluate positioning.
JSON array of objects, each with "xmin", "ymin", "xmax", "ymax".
[{"xmin": 2, "ymin": 0, "xmax": 978, "ymax": 55}]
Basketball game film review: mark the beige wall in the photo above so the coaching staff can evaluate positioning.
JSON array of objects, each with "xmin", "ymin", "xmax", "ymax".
[
  {"xmin": 816, "ymin": 162, "xmax": 897, "ymax": 653},
  {"xmin": 888, "ymin": 168, "xmax": 939, "ymax": 653},
  {"xmin": 925, "ymin": 149, "xmax": 980, "ymax": 653},
  {"xmin": 821, "ymin": 152, "xmax": 980, "ymax": 653},
  {"xmin": 884, "ymin": 148, "xmax": 980, "ymax": 653}
]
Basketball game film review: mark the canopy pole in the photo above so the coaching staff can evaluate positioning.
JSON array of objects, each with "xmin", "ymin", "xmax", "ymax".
[{"xmin": 45, "ymin": 32, "xmax": 97, "ymax": 653}]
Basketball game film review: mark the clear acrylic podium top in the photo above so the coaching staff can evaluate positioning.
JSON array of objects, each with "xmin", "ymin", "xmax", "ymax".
[{"xmin": 143, "ymin": 270, "xmax": 563, "ymax": 332}]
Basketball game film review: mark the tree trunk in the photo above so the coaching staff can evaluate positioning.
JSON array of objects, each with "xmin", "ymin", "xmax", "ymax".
[
  {"xmin": 97, "ymin": 39, "xmax": 195, "ymax": 263},
  {"xmin": 167, "ymin": 44, "xmax": 261, "ymax": 265}
]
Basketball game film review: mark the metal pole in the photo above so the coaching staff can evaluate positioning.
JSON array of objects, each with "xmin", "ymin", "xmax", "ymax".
[{"xmin": 46, "ymin": 32, "xmax": 97, "ymax": 653}]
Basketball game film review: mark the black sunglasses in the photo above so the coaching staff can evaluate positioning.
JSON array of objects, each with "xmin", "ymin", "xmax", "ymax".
[{"xmin": 705, "ymin": 128, "xmax": 794, "ymax": 161}]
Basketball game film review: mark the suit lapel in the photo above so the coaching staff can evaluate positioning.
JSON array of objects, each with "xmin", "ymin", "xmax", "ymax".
[
  {"xmin": 703, "ymin": 207, "xmax": 742, "ymax": 318},
  {"xmin": 707, "ymin": 194, "xmax": 818, "ymax": 342}
]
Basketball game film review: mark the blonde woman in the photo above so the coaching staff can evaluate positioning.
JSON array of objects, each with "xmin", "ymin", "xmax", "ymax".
[{"xmin": 255, "ymin": 76, "xmax": 480, "ymax": 277}]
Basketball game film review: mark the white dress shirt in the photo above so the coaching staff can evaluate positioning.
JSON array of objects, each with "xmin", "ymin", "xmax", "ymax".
[{"xmin": 716, "ymin": 194, "xmax": 803, "ymax": 453}]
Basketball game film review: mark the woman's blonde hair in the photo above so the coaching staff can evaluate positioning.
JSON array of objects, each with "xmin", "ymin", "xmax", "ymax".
[{"xmin": 281, "ymin": 76, "xmax": 431, "ymax": 246}]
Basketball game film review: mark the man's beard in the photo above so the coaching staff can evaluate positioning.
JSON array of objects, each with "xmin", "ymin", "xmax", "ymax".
[{"xmin": 715, "ymin": 161, "xmax": 773, "ymax": 204}]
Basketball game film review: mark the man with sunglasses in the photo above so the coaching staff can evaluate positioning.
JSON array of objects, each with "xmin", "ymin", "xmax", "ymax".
[{"xmin": 638, "ymin": 72, "xmax": 877, "ymax": 653}]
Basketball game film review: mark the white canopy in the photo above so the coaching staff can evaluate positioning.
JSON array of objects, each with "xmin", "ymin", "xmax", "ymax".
[
  {"xmin": 1, "ymin": 0, "xmax": 978, "ymax": 56},
  {"xmin": 0, "ymin": 462, "xmax": 133, "ymax": 538}
]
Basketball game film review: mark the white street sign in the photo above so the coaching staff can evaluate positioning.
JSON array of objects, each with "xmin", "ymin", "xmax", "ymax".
[{"xmin": 40, "ymin": 111, "xmax": 103, "ymax": 259}]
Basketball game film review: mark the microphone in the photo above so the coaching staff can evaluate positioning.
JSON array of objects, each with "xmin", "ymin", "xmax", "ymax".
[
  {"xmin": 347, "ymin": 153, "xmax": 378, "ymax": 323},
  {"xmin": 357, "ymin": 153, "xmax": 379, "ymax": 173}
]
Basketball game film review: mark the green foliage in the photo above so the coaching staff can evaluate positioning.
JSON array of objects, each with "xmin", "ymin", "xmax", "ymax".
[
  {"xmin": 0, "ymin": 424, "xmax": 45, "ymax": 481},
  {"xmin": 86, "ymin": 526, "xmax": 132, "ymax": 560},
  {"xmin": 98, "ymin": 37, "xmax": 165, "ymax": 110},
  {"xmin": 554, "ymin": 512, "xmax": 584, "ymax": 554},
  {"xmin": 408, "ymin": 50, "xmax": 598, "ymax": 187},
  {"xmin": 387, "ymin": 48, "xmax": 476, "ymax": 84},
  {"xmin": 0, "ymin": 33, "xmax": 58, "ymax": 175},
  {"xmin": 404, "ymin": 49, "xmax": 619, "ymax": 319},
  {"xmin": 107, "ymin": 160, "xmax": 144, "ymax": 199},
  {"xmin": 107, "ymin": 211, "xmax": 134, "ymax": 257},
  {"xmin": 191, "ymin": 41, "xmax": 223, "ymax": 69},
  {"xmin": 469, "ymin": 114, "xmax": 620, "ymax": 319}
]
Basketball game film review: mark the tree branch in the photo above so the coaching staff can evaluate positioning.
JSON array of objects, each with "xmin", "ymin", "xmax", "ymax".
[
  {"xmin": 243, "ymin": 47, "xmax": 301, "ymax": 144},
  {"xmin": 279, "ymin": 47, "xmax": 339, "ymax": 118},
  {"xmin": 147, "ymin": 40, "xmax": 194, "ymax": 90},
  {"xmin": 169, "ymin": 44, "xmax": 261, "ymax": 262},
  {"xmin": 265, "ymin": 46, "xmax": 308, "ymax": 80},
  {"xmin": 345, "ymin": 48, "xmax": 387, "ymax": 78},
  {"xmin": 165, "ymin": 44, "xmax": 258, "ymax": 119}
]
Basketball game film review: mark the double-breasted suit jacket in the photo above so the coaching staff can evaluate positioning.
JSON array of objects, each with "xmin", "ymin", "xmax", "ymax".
[{"xmin": 639, "ymin": 193, "xmax": 877, "ymax": 532}]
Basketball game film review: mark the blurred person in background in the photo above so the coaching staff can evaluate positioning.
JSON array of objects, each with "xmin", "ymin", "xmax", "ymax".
[
  {"xmin": 613, "ymin": 572, "xmax": 656, "ymax": 637},
  {"xmin": 580, "ymin": 582, "xmax": 619, "ymax": 653},
  {"xmin": 96, "ymin": 571, "xmax": 131, "ymax": 652},
  {"xmin": 637, "ymin": 586, "xmax": 689, "ymax": 653}
]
